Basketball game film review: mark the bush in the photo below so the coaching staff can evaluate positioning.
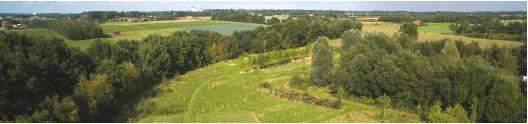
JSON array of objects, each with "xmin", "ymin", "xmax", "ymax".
[
  {"xmin": 245, "ymin": 47, "xmax": 310, "ymax": 69},
  {"xmin": 399, "ymin": 23, "xmax": 418, "ymax": 39},
  {"xmin": 289, "ymin": 74, "xmax": 307, "ymax": 90},
  {"xmin": 43, "ymin": 20, "xmax": 107, "ymax": 40},
  {"xmin": 31, "ymin": 96, "xmax": 79, "ymax": 122},
  {"xmin": 73, "ymin": 74, "xmax": 114, "ymax": 122}
]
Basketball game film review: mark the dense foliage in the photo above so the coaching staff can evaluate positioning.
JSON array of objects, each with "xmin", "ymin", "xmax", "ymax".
[
  {"xmin": 332, "ymin": 29, "xmax": 526, "ymax": 123},
  {"xmin": 1, "ymin": 10, "xmax": 525, "ymax": 122},
  {"xmin": 0, "ymin": 30, "xmax": 222, "ymax": 122},
  {"xmin": 311, "ymin": 36, "xmax": 334, "ymax": 86},
  {"xmin": 229, "ymin": 18, "xmax": 362, "ymax": 58},
  {"xmin": 399, "ymin": 23, "xmax": 418, "ymax": 39},
  {"xmin": 0, "ymin": 31, "xmax": 94, "ymax": 121},
  {"xmin": 377, "ymin": 11, "xmax": 525, "ymax": 23},
  {"xmin": 449, "ymin": 20, "xmax": 527, "ymax": 41},
  {"xmin": 29, "ymin": 19, "xmax": 107, "ymax": 40}
]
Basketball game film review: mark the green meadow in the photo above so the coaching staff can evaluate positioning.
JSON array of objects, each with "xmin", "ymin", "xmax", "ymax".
[
  {"xmin": 130, "ymin": 44, "xmax": 420, "ymax": 122},
  {"xmin": 18, "ymin": 20, "xmax": 265, "ymax": 50},
  {"xmin": 418, "ymin": 23, "xmax": 452, "ymax": 34}
]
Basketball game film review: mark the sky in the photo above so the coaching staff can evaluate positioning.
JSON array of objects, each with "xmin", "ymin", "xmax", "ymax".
[{"xmin": 0, "ymin": 1, "xmax": 526, "ymax": 14}]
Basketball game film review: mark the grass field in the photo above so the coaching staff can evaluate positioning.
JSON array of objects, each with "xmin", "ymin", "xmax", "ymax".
[
  {"xmin": 19, "ymin": 20, "xmax": 265, "ymax": 50},
  {"xmin": 131, "ymin": 45, "xmax": 420, "ymax": 122},
  {"xmin": 418, "ymin": 23, "xmax": 452, "ymax": 34},
  {"xmin": 101, "ymin": 20, "xmax": 228, "ymax": 33},
  {"xmin": 362, "ymin": 22, "xmax": 524, "ymax": 48},
  {"xmin": 101, "ymin": 20, "xmax": 265, "ymax": 38},
  {"xmin": 179, "ymin": 23, "xmax": 265, "ymax": 35}
]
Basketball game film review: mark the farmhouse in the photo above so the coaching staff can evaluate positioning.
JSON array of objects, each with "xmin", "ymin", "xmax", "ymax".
[
  {"xmin": 414, "ymin": 19, "xmax": 422, "ymax": 25},
  {"xmin": 355, "ymin": 16, "xmax": 379, "ymax": 22},
  {"xmin": 109, "ymin": 17, "xmax": 136, "ymax": 22},
  {"xmin": 176, "ymin": 16, "xmax": 196, "ymax": 20},
  {"xmin": 108, "ymin": 16, "xmax": 155, "ymax": 23},
  {"xmin": 264, "ymin": 14, "xmax": 290, "ymax": 21}
]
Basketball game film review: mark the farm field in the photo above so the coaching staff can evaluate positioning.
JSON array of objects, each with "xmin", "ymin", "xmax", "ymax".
[
  {"xmin": 178, "ymin": 23, "xmax": 265, "ymax": 35},
  {"xmin": 362, "ymin": 22, "xmax": 524, "ymax": 48},
  {"xmin": 21, "ymin": 20, "xmax": 265, "ymax": 50},
  {"xmin": 418, "ymin": 23, "xmax": 451, "ymax": 34},
  {"xmin": 101, "ymin": 20, "xmax": 265, "ymax": 39},
  {"xmin": 131, "ymin": 45, "xmax": 420, "ymax": 123}
]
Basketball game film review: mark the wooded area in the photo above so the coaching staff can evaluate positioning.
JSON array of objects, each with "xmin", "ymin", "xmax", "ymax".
[{"xmin": 0, "ymin": 9, "xmax": 526, "ymax": 123}]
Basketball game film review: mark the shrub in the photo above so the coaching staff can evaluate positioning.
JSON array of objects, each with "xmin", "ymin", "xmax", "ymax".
[{"xmin": 289, "ymin": 74, "xmax": 307, "ymax": 90}]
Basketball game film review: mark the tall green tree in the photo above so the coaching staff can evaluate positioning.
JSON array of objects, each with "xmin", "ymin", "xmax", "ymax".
[
  {"xmin": 399, "ymin": 23, "xmax": 418, "ymax": 39},
  {"xmin": 73, "ymin": 74, "xmax": 114, "ymax": 122},
  {"xmin": 311, "ymin": 36, "xmax": 333, "ymax": 86},
  {"xmin": 137, "ymin": 42, "xmax": 170, "ymax": 81},
  {"xmin": 340, "ymin": 29, "xmax": 362, "ymax": 51}
]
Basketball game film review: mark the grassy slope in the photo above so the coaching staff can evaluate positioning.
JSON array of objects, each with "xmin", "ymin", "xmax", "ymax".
[
  {"xmin": 133, "ymin": 45, "xmax": 420, "ymax": 122},
  {"xmin": 362, "ymin": 22, "xmax": 524, "ymax": 48}
]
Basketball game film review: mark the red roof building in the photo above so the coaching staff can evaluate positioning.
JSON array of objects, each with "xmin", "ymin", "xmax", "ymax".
[{"xmin": 414, "ymin": 19, "xmax": 422, "ymax": 25}]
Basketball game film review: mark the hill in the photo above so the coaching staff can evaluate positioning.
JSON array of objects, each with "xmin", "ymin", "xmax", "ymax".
[{"xmin": 130, "ymin": 45, "xmax": 421, "ymax": 122}]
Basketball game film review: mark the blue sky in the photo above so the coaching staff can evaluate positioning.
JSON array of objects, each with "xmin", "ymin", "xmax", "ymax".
[{"xmin": 0, "ymin": 1, "xmax": 526, "ymax": 13}]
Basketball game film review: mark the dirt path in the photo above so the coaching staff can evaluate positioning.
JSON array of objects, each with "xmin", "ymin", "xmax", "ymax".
[
  {"xmin": 251, "ymin": 112, "xmax": 262, "ymax": 123},
  {"xmin": 183, "ymin": 79, "xmax": 210, "ymax": 121}
]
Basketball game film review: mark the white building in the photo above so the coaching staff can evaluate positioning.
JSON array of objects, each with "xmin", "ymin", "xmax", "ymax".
[{"xmin": 190, "ymin": 6, "xmax": 201, "ymax": 12}]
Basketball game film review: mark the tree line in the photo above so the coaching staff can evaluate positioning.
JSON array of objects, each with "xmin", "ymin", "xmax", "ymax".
[
  {"xmin": 0, "ymin": 17, "xmax": 363, "ymax": 122},
  {"xmin": 310, "ymin": 23, "xmax": 526, "ymax": 122},
  {"xmin": 211, "ymin": 11, "xmax": 266, "ymax": 24},
  {"xmin": 378, "ymin": 11, "xmax": 526, "ymax": 23},
  {"xmin": 0, "ymin": 30, "xmax": 223, "ymax": 122},
  {"xmin": 449, "ymin": 19, "xmax": 526, "ymax": 41},
  {"xmin": 228, "ymin": 18, "xmax": 362, "ymax": 58},
  {"xmin": 28, "ymin": 19, "xmax": 108, "ymax": 40}
]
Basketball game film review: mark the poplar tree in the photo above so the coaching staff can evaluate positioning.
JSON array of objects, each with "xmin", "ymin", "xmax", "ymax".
[{"xmin": 311, "ymin": 36, "xmax": 334, "ymax": 86}]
